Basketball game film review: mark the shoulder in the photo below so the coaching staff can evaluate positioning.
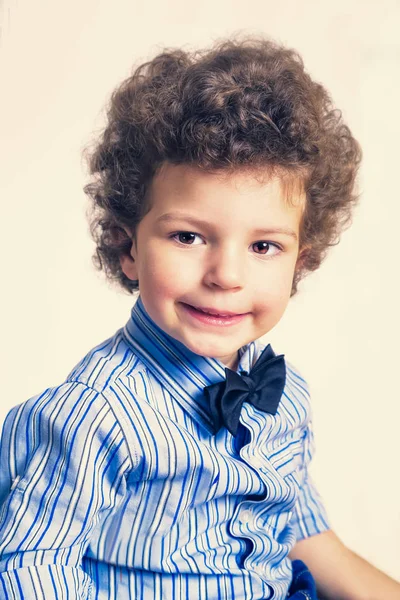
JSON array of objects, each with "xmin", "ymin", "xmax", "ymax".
[
  {"xmin": 65, "ymin": 327, "xmax": 144, "ymax": 393},
  {"xmin": 0, "ymin": 379, "xmax": 135, "ymax": 498},
  {"xmin": 285, "ymin": 360, "xmax": 311, "ymax": 397},
  {"xmin": 279, "ymin": 359, "xmax": 313, "ymax": 425},
  {"xmin": 0, "ymin": 324, "xmax": 155, "ymax": 495},
  {"xmin": 1, "ymin": 326, "xmax": 146, "ymax": 468},
  {"xmin": 1, "ymin": 380, "xmax": 119, "ymax": 443}
]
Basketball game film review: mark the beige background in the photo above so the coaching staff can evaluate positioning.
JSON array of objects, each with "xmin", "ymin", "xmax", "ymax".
[{"xmin": 1, "ymin": 0, "xmax": 399, "ymax": 580}]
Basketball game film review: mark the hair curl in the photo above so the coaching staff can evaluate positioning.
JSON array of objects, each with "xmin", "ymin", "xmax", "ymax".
[{"xmin": 84, "ymin": 34, "xmax": 362, "ymax": 296}]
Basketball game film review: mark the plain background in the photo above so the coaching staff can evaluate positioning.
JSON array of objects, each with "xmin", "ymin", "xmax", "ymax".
[{"xmin": 1, "ymin": 0, "xmax": 399, "ymax": 581}]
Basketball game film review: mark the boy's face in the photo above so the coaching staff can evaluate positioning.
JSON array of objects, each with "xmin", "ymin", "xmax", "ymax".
[{"xmin": 121, "ymin": 163, "xmax": 304, "ymax": 369}]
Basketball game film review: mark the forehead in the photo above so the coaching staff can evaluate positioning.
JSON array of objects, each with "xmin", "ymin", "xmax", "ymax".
[{"xmin": 146, "ymin": 162, "xmax": 305, "ymax": 230}]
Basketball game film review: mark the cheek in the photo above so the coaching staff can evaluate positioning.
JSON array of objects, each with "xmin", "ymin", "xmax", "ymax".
[
  {"xmin": 254, "ymin": 288, "xmax": 290, "ymax": 318},
  {"xmin": 252, "ymin": 263, "xmax": 295, "ymax": 312},
  {"xmin": 140, "ymin": 245, "xmax": 195, "ymax": 298}
]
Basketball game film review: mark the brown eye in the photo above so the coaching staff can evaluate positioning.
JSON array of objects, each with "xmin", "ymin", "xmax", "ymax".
[
  {"xmin": 252, "ymin": 241, "xmax": 281, "ymax": 256},
  {"xmin": 178, "ymin": 232, "xmax": 196, "ymax": 244},
  {"xmin": 172, "ymin": 232, "xmax": 203, "ymax": 245},
  {"xmin": 253, "ymin": 241, "xmax": 270, "ymax": 254}
]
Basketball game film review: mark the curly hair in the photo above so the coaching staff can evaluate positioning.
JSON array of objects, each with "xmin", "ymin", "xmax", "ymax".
[{"xmin": 84, "ymin": 34, "xmax": 362, "ymax": 296}]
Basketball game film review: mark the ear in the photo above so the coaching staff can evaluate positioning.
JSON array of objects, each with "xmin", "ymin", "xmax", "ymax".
[
  {"xmin": 295, "ymin": 245, "xmax": 310, "ymax": 270},
  {"xmin": 119, "ymin": 228, "xmax": 138, "ymax": 281},
  {"xmin": 120, "ymin": 252, "xmax": 138, "ymax": 281}
]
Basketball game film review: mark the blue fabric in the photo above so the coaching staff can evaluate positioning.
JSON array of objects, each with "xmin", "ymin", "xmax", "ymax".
[
  {"xmin": 0, "ymin": 296, "xmax": 329, "ymax": 599},
  {"xmin": 288, "ymin": 560, "xmax": 318, "ymax": 599}
]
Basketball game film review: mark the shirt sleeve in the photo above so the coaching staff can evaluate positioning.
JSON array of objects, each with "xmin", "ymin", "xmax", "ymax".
[
  {"xmin": 290, "ymin": 419, "xmax": 331, "ymax": 541},
  {"xmin": 0, "ymin": 381, "xmax": 131, "ymax": 599}
]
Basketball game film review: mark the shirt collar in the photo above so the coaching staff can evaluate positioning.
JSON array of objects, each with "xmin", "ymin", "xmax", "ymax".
[{"xmin": 123, "ymin": 296, "xmax": 267, "ymax": 433}]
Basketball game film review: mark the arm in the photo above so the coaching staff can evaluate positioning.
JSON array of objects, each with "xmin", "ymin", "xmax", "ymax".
[
  {"xmin": 0, "ymin": 383, "xmax": 130, "ymax": 598},
  {"xmin": 289, "ymin": 529, "xmax": 400, "ymax": 600},
  {"xmin": 285, "ymin": 370, "xmax": 400, "ymax": 599},
  {"xmin": 287, "ymin": 414, "xmax": 399, "ymax": 599}
]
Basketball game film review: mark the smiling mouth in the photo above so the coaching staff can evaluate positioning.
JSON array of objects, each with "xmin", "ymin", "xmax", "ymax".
[
  {"xmin": 185, "ymin": 304, "xmax": 244, "ymax": 317},
  {"xmin": 179, "ymin": 303, "xmax": 250, "ymax": 328}
]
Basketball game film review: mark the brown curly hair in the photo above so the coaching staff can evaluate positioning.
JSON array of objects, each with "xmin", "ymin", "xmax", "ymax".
[{"xmin": 84, "ymin": 34, "xmax": 362, "ymax": 296}]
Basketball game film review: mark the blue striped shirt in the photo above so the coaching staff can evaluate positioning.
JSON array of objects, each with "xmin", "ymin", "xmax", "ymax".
[{"xmin": 0, "ymin": 296, "xmax": 329, "ymax": 599}]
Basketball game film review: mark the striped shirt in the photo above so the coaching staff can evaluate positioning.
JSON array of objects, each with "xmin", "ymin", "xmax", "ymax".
[{"xmin": 0, "ymin": 296, "xmax": 329, "ymax": 599}]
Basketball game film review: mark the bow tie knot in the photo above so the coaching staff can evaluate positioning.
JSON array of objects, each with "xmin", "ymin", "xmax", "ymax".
[
  {"xmin": 204, "ymin": 345, "xmax": 286, "ymax": 437},
  {"xmin": 247, "ymin": 390, "xmax": 257, "ymax": 403},
  {"xmin": 241, "ymin": 374, "xmax": 254, "ymax": 389}
]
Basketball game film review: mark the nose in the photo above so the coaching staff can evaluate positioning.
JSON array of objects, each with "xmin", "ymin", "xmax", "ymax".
[{"xmin": 202, "ymin": 243, "xmax": 246, "ymax": 290}]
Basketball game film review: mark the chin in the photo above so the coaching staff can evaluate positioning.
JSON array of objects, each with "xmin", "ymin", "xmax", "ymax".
[{"xmin": 185, "ymin": 338, "xmax": 237, "ymax": 361}]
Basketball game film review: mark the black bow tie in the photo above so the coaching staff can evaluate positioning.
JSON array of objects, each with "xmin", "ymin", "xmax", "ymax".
[{"xmin": 204, "ymin": 345, "xmax": 286, "ymax": 437}]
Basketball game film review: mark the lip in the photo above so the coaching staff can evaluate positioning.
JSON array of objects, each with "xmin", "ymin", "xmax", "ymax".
[
  {"xmin": 191, "ymin": 305, "xmax": 244, "ymax": 317},
  {"xmin": 180, "ymin": 302, "xmax": 249, "ymax": 327}
]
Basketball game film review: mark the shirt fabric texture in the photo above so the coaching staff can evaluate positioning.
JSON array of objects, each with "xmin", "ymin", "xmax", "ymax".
[{"xmin": 0, "ymin": 296, "xmax": 329, "ymax": 599}]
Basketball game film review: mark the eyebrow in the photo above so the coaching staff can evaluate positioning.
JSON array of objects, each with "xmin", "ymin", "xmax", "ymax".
[{"xmin": 156, "ymin": 212, "xmax": 298, "ymax": 241}]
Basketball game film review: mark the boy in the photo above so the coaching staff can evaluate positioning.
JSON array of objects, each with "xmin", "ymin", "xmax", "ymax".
[{"xmin": 0, "ymin": 36, "xmax": 399, "ymax": 600}]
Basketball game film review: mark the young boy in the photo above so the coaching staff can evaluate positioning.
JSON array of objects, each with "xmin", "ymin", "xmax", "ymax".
[{"xmin": 0, "ymin": 36, "xmax": 399, "ymax": 600}]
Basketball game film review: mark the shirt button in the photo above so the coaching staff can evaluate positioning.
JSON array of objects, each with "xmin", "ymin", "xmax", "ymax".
[{"xmin": 240, "ymin": 509, "xmax": 252, "ymax": 524}]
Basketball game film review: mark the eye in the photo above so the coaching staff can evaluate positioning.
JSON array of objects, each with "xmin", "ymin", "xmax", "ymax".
[
  {"xmin": 252, "ymin": 241, "xmax": 281, "ymax": 256},
  {"xmin": 171, "ymin": 231, "xmax": 204, "ymax": 245}
]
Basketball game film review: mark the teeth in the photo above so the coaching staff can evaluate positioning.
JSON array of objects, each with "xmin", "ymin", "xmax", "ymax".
[{"xmin": 198, "ymin": 308, "xmax": 231, "ymax": 317}]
